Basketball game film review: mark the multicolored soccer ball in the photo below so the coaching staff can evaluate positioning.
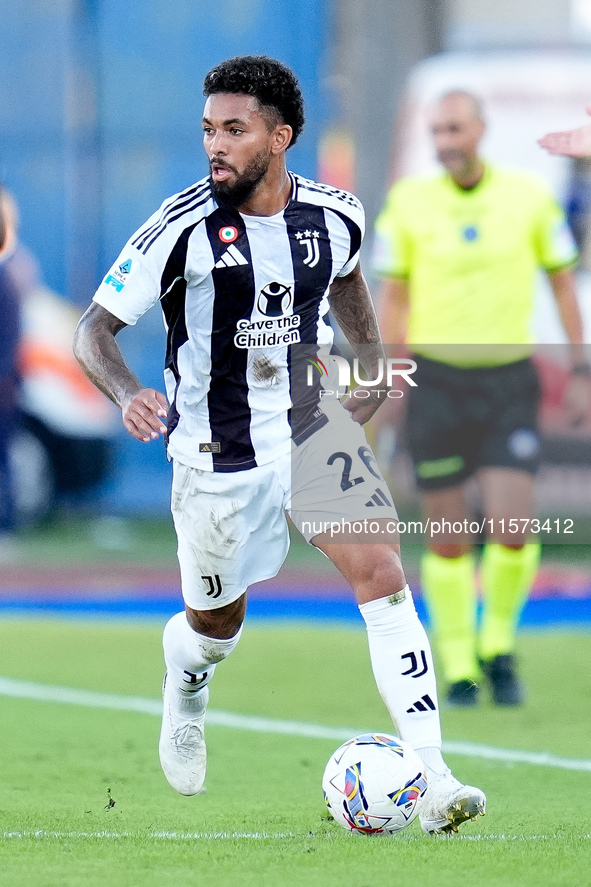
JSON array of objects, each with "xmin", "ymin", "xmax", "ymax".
[{"xmin": 322, "ymin": 733, "xmax": 428, "ymax": 834}]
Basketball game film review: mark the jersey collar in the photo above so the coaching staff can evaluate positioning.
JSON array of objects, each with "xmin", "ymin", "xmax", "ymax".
[{"xmin": 444, "ymin": 161, "xmax": 491, "ymax": 195}]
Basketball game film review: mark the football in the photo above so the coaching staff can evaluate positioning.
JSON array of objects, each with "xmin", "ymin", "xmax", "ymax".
[{"xmin": 322, "ymin": 733, "xmax": 428, "ymax": 834}]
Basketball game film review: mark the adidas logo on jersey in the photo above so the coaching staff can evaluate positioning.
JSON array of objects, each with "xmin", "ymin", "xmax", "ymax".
[{"xmin": 215, "ymin": 244, "xmax": 248, "ymax": 268}]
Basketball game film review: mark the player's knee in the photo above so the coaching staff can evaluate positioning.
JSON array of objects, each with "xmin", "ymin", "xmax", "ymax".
[
  {"xmin": 186, "ymin": 594, "xmax": 246, "ymax": 640},
  {"xmin": 364, "ymin": 549, "xmax": 406, "ymax": 599}
]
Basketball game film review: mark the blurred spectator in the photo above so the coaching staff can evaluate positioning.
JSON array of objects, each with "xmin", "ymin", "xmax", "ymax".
[{"xmin": 373, "ymin": 91, "xmax": 589, "ymax": 707}]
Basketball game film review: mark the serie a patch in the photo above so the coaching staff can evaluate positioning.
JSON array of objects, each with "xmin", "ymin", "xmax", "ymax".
[{"xmin": 199, "ymin": 442, "xmax": 221, "ymax": 453}]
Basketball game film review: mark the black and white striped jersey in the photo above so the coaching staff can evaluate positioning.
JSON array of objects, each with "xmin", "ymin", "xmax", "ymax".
[{"xmin": 93, "ymin": 172, "xmax": 364, "ymax": 472}]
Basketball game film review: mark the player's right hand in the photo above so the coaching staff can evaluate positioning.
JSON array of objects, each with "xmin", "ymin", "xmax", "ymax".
[
  {"xmin": 121, "ymin": 388, "xmax": 169, "ymax": 442},
  {"xmin": 538, "ymin": 105, "xmax": 591, "ymax": 157}
]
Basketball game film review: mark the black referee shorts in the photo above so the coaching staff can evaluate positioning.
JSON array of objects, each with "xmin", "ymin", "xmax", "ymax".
[{"xmin": 405, "ymin": 355, "xmax": 541, "ymax": 491}]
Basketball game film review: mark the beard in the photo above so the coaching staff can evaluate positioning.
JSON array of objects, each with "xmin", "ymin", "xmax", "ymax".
[{"xmin": 209, "ymin": 149, "xmax": 271, "ymax": 208}]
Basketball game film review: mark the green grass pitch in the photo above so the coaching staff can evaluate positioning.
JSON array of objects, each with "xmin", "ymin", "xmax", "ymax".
[{"xmin": 0, "ymin": 618, "xmax": 589, "ymax": 887}]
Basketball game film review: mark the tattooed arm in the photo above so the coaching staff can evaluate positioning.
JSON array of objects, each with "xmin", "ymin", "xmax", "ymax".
[
  {"xmin": 73, "ymin": 302, "xmax": 168, "ymax": 443},
  {"xmin": 328, "ymin": 262, "xmax": 387, "ymax": 424}
]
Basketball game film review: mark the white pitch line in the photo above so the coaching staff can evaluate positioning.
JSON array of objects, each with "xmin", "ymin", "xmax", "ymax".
[
  {"xmin": 1, "ymin": 831, "xmax": 297, "ymax": 841},
  {"xmin": 0, "ymin": 674, "xmax": 590, "ymax": 774},
  {"xmin": 441, "ymin": 740, "xmax": 591, "ymax": 772},
  {"xmin": 2, "ymin": 831, "xmax": 590, "ymax": 842}
]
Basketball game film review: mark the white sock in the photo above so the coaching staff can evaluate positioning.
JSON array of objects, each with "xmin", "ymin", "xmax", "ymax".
[
  {"xmin": 162, "ymin": 611, "xmax": 242, "ymax": 711},
  {"xmin": 359, "ymin": 586, "xmax": 443, "ymax": 752},
  {"xmin": 415, "ymin": 745, "xmax": 448, "ymax": 777}
]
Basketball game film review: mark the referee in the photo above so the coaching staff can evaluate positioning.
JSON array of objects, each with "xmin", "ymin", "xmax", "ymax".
[{"xmin": 374, "ymin": 90, "xmax": 589, "ymax": 706}]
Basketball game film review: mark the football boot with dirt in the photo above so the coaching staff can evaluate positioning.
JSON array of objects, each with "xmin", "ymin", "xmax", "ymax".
[
  {"xmin": 419, "ymin": 769, "xmax": 486, "ymax": 834},
  {"xmin": 159, "ymin": 673, "xmax": 207, "ymax": 796}
]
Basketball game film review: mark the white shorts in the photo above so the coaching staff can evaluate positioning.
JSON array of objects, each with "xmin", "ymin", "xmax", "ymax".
[
  {"xmin": 290, "ymin": 400, "xmax": 398, "ymax": 542},
  {"xmin": 171, "ymin": 454, "xmax": 291, "ymax": 611},
  {"xmin": 172, "ymin": 402, "xmax": 398, "ymax": 611}
]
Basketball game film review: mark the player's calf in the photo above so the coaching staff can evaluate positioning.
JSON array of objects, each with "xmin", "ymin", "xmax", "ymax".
[{"xmin": 160, "ymin": 611, "xmax": 243, "ymax": 794}]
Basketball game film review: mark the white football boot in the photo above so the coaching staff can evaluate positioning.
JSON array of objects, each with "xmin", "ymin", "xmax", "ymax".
[
  {"xmin": 159, "ymin": 673, "xmax": 207, "ymax": 796},
  {"xmin": 419, "ymin": 769, "xmax": 486, "ymax": 834}
]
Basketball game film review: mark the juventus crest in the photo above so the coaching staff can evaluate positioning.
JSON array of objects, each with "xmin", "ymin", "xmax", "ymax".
[{"xmin": 295, "ymin": 229, "xmax": 320, "ymax": 268}]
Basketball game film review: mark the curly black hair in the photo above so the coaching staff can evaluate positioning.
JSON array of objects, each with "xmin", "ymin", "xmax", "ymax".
[{"xmin": 203, "ymin": 55, "xmax": 305, "ymax": 148}]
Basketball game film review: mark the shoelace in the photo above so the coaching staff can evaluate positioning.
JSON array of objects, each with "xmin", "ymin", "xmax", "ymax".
[{"xmin": 171, "ymin": 722, "xmax": 204, "ymax": 758}]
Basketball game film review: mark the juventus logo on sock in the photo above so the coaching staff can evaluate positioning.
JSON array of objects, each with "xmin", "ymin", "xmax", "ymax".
[
  {"xmin": 401, "ymin": 650, "xmax": 429, "ymax": 678},
  {"xmin": 182, "ymin": 670, "xmax": 209, "ymax": 691}
]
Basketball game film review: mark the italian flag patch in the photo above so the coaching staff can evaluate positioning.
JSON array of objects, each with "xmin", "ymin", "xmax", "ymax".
[{"xmin": 219, "ymin": 226, "xmax": 238, "ymax": 243}]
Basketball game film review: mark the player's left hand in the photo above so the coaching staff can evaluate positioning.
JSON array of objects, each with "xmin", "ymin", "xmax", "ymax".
[
  {"xmin": 342, "ymin": 389, "xmax": 385, "ymax": 425},
  {"xmin": 564, "ymin": 373, "xmax": 591, "ymax": 427}
]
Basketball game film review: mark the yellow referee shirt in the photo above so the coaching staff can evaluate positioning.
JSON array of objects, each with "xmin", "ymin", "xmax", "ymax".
[{"xmin": 373, "ymin": 165, "xmax": 578, "ymax": 366}]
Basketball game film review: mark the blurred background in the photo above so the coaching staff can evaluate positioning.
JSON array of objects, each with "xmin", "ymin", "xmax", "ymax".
[{"xmin": 0, "ymin": 0, "xmax": 590, "ymax": 623}]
